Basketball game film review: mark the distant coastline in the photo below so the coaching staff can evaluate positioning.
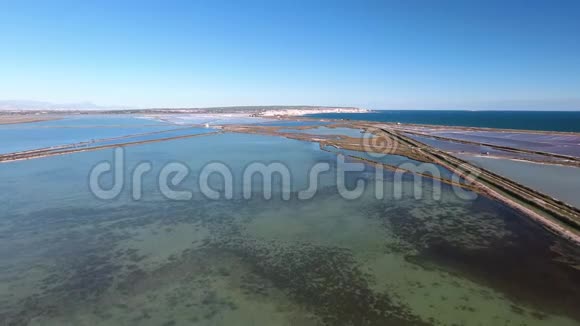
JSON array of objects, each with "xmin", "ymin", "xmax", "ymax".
[
  {"xmin": 0, "ymin": 105, "xmax": 368, "ymax": 116},
  {"xmin": 4, "ymin": 106, "xmax": 580, "ymax": 132}
]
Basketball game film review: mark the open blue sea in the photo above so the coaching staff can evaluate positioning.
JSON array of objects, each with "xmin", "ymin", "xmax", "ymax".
[{"xmin": 307, "ymin": 110, "xmax": 580, "ymax": 132}]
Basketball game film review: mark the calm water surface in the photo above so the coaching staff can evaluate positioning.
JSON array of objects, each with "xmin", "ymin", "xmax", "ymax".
[
  {"xmin": 458, "ymin": 155, "xmax": 580, "ymax": 208},
  {"xmin": 255, "ymin": 120, "xmax": 331, "ymax": 127},
  {"xmin": 0, "ymin": 133, "xmax": 579, "ymax": 325},
  {"xmin": 431, "ymin": 131, "xmax": 580, "ymax": 158},
  {"xmin": 280, "ymin": 126, "xmax": 363, "ymax": 138},
  {"xmin": 307, "ymin": 111, "xmax": 580, "ymax": 132},
  {"xmin": 0, "ymin": 115, "xmax": 179, "ymax": 154},
  {"xmin": 324, "ymin": 145, "xmax": 455, "ymax": 180},
  {"xmin": 407, "ymin": 134, "xmax": 565, "ymax": 163}
]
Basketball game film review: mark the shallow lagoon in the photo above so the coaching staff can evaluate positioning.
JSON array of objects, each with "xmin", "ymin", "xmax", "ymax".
[
  {"xmin": 145, "ymin": 114, "xmax": 272, "ymax": 126},
  {"xmin": 431, "ymin": 130, "xmax": 580, "ymax": 158},
  {"xmin": 407, "ymin": 133, "xmax": 566, "ymax": 164},
  {"xmin": 324, "ymin": 145, "xmax": 455, "ymax": 181},
  {"xmin": 458, "ymin": 155, "xmax": 580, "ymax": 208},
  {"xmin": 0, "ymin": 115, "xmax": 179, "ymax": 154},
  {"xmin": 33, "ymin": 127, "xmax": 217, "ymax": 156},
  {"xmin": 255, "ymin": 120, "xmax": 331, "ymax": 127},
  {"xmin": 1, "ymin": 133, "xmax": 580, "ymax": 325},
  {"xmin": 25, "ymin": 114, "xmax": 170, "ymax": 128},
  {"xmin": 280, "ymin": 126, "xmax": 364, "ymax": 138}
]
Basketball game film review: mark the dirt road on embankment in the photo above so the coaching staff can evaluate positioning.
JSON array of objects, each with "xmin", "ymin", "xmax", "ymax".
[{"xmin": 381, "ymin": 128, "xmax": 580, "ymax": 244}]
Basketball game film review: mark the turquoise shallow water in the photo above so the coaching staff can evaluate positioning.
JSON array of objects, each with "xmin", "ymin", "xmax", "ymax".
[{"xmin": 1, "ymin": 132, "xmax": 580, "ymax": 325}]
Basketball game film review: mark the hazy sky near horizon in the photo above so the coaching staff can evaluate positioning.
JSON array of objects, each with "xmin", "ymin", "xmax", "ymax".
[{"xmin": 1, "ymin": 0, "xmax": 579, "ymax": 110}]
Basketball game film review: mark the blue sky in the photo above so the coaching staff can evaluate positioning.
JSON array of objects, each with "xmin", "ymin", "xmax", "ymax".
[{"xmin": 1, "ymin": 0, "xmax": 579, "ymax": 109}]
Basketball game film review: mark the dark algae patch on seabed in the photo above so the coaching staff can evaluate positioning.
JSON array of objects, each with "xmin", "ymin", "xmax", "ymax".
[
  {"xmin": 384, "ymin": 197, "xmax": 580, "ymax": 322},
  {"xmin": 3, "ymin": 193, "xmax": 580, "ymax": 325},
  {"xmin": 0, "ymin": 199, "xmax": 426, "ymax": 325},
  {"xmin": 212, "ymin": 240, "xmax": 427, "ymax": 326}
]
